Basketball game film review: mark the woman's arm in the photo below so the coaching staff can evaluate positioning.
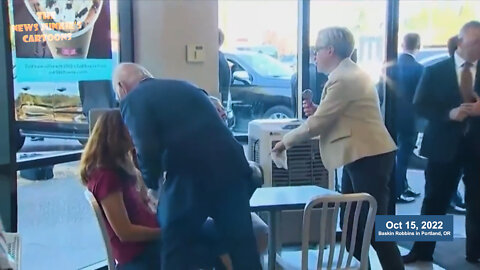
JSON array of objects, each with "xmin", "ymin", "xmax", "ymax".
[{"xmin": 100, "ymin": 191, "xmax": 161, "ymax": 242}]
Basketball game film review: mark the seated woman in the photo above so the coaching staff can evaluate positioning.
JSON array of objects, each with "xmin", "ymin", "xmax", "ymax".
[
  {"xmin": 80, "ymin": 110, "xmax": 161, "ymax": 269},
  {"xmin": 80, "ymin": 110, "xmax": 233, "ymax": 270},
  {"xmin": 209, "ymin": 96, "xmax": 269, "ymax": 254}
]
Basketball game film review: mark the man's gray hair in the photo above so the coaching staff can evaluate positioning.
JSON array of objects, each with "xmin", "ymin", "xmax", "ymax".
[
  {"xmin": 113, "ymin": 63, "xmax": 153, "ymax": 90},
  {"xmin": 128, "ymin": 63, "xmax": 153, "ymax": 81},
  {"xmin": 316, "ymin": 27, "xmax": 355, "ymax": 59},
  {"xmin": 459, "ymin": 20, "xmax": 480, "ymax": 39}
]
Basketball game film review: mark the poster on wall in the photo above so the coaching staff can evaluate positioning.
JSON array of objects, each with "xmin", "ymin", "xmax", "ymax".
[{"xmin": 11, "ymin": 0, "xmax": 113, "ymax": 82}]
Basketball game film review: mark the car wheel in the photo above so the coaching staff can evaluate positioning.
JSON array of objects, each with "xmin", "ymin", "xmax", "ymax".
[
  {"xmin": 263, "ymin": 105, "xmax": 294, "ymax": 119},
  {"xmin": 15, "ymin": 128, "xmax": 26, "ymax": 152}
]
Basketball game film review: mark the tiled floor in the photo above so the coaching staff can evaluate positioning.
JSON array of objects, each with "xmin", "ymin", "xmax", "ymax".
[
  {"xmin": 15, "ymin": 144, "xmax": 469, "ymax": 269},
  {"xmin": 17, "ymin": 162, "xmax": 106, "ymax": 270},
  {"xmin": 276, "ymin": 245, "xmax": 444, "ymax": 270},
  {"xmin": 17, "ymin": 166, "xmax": 455, "ymax": 270},
  {"xmin": 395, "ymin": 169, "xmax": 466, "ymax": 238}
]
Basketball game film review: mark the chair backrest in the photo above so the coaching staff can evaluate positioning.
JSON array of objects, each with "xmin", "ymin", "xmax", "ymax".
[
  {"xmin": 301, "ymin": 193, "xmax": 377, "ymax": 270},
  {"xmin": 2, "ymin": 232, "xmax": 20, "ymax": 270},
  {"xmin": 88, "ymin": 108, "xmax": 120, "ymax": 134},
  {"xmin": 84, "ymin": 190, "xmax": 116, "ymax": 269}
]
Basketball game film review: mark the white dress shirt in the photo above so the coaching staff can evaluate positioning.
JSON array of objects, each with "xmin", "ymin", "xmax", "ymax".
[{"xmin": 454, "ymin": 51, "xmax": 477, "ymax": 88}]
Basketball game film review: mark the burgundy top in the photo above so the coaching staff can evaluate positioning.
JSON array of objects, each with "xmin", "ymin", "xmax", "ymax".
[{"xmin": 87, "ymin": 168, "xmax": 159, "ymax": 265}]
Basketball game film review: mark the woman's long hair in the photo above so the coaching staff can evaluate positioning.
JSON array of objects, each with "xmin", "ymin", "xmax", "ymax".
[{"xmin": 80, "ymin": 110, "xmax": 136, "ymax": 185}]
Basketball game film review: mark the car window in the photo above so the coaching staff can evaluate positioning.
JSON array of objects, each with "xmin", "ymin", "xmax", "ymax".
[
  {"xmin": 418, "ymin": 53, "xmax": 449, "ymax": 67},
  {"xmin": 227, "ymin": 59, "xmax": 247, "ymax": 86},
  {"xmin": 228, "ymin": 60, "xmax": 244, "ymax": 73},
  {"xmin": 237, "ymin": 53, "xmax": 293, "ymax": 78}
]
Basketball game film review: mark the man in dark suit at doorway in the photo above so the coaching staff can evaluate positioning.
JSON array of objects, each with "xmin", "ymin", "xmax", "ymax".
[
  {"xmin": 387, "ymin": 33, "xmax": 424, "ymax": 203},
  {"xmin": 290, "ymin": 47, "xmax": 328, "ymax": 117},
  {"xmin": 403, "ymin": 21, "xmax": 480, "ymax": 264},
  {"xmin": 218, "ymin": 29, "xmax": 231, "ymax": 105}
]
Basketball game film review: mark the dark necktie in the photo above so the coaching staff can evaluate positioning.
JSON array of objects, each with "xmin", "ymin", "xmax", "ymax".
[
  {"xmin": 460, "ymin": 62, "xmax": 475, "ymax": 135},
  {"xmin": 460, "ymin": 62, "xmax": 475, "ymax": 102}
]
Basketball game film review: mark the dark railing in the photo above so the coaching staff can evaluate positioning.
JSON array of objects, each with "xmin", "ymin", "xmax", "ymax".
[
  {"xmin": 16, "ymin": 150, "xmax": 83, "ymax": 171},
  {"xmin": 15, "ymin": 134, "xmax": 250, "ymax": 172}
]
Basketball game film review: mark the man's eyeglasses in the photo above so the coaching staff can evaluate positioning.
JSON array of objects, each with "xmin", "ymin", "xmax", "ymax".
[{"xmin": 313, "ymin": 46, "xmax": 328, "ymax": 55}]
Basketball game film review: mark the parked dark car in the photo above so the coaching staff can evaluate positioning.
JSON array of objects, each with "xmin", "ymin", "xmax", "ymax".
[
  {"xmin": 224, "ymin": 51, "xmax": 295, "ymax": 133},
  {"xmin": 235, "ymin": 45, "xmax": 279, "ymax": 59},
  {"xmin": 279, "ymin": 54, "xmax": 297, "ymax": 71}
]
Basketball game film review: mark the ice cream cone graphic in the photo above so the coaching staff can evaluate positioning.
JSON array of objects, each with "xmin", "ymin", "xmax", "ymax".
[{"xmin": 24, "ymin": 0, "xmax": 103, "ymax": 59}]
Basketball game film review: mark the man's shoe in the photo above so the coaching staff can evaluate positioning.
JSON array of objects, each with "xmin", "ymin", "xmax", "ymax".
[
  {"xmin": 402, "ymin": 253, "xmax": 433, "ymax": 264},
  {"xmin": 456, "ymin": 202, "xmax": 466, "ymax": 209},
  {"xmin": 397, "ymin": 194, "xmax": 415, "ymax": 203},
  {"xmin": 404, "ymin": 187, "xmax": 421, "ymax": 198},
  {"xmin": 447, "ymin": 205, "xmax": 466, "ymax": 214},
  {"xmin": 466, "ymin": 256, "xmax": 480, "ymax": 263}
]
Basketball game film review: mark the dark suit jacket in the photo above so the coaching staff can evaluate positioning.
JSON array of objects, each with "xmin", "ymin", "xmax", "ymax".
[
  {"xmin": 219, "ymin": 51, "xmax": 231, "ymax": 102},
  {"xmin": 388, "ymin": 54, "xmax": 424, "ymax": 132},
  {"xmin": 414, "ymin": 57, "xmax": 480, "ymax": 162},
  {"xmin": 120, "ymin": 78, "xmax": 251, "ymax": 189}
]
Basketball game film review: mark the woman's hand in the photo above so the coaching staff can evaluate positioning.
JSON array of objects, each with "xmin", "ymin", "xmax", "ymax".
[
  {"xmin": 101, "ymin": 191, "xmax": 161, "ymax": 242},
  {"xmin": 135, "ymin": 169, "xmax": 158, "ymax": 213},
  {"xmin": 146, "ymin": 189, "xmax": 159, "ymax": 213}
]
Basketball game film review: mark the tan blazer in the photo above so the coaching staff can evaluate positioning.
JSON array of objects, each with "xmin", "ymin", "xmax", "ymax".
[{"xmin": 283, "ymin": 59, "xmax": 396, "ymax": 170}]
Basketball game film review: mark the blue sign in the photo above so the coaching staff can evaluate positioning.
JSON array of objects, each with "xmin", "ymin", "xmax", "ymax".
[
  {"xmin": 375, "ymin": 215, "xmax": 453, "ymax": 242},
  {"xmin": 15, "ymin": 58, "xmax": 113, "ymax": 82}
]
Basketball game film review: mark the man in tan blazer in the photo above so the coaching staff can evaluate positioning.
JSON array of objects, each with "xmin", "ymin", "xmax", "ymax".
[{"xmin": 272, "ymin": 27, "xmax": 404, "ymax": 270}]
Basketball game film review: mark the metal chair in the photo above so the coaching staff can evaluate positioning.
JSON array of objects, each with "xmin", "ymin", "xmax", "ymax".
[
  {"xmin": 3, "ymin": 232, "xmax": 20, "ymax": 270},
  {"xmin": 84, "ymin": 190, "xmax": 116, "ymax": 270},
  {"xmin": 282, "ymin": 193, "xmax": 377, "ymax": 270},
  {"xmin": 88, "ymin": 108, "xmax": 120, "ymax": 134}
]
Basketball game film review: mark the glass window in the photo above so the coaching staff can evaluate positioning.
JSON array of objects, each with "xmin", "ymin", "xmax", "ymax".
[
  {"xmin": 397, "ymin": 1, "xmax": 480, "ymax": 174},
  {"xmin": 306, "ymin": 0, "xmax": 387, "ymax": 115},
  {"xmin": 308, "ymin": 0, "xmax": 388, "ymax": 191},
  {"xmin": 8, "ymin": 0, "xmax": 120, "ymax": 268},
  {"xmin": 399, "ymin": 1, "xmax": 480, "ymax": 67},
  {"xmin": 235, "ymin": 53, "xmax": 293, "ymax": 78},
  {"xmin": 310, "ymin": 1, "xmax": 387, "ymax": 83},
  {"xmin": 219, "ymin": 0, "xmax": 298, "ymax": 134},
  {"xmin": 395, "ymin": 1, "xmax": 480, "ymax": 224},
  {"xmin": 9, "ymin": 0, "xmax": 119, "ymax": 148}
]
